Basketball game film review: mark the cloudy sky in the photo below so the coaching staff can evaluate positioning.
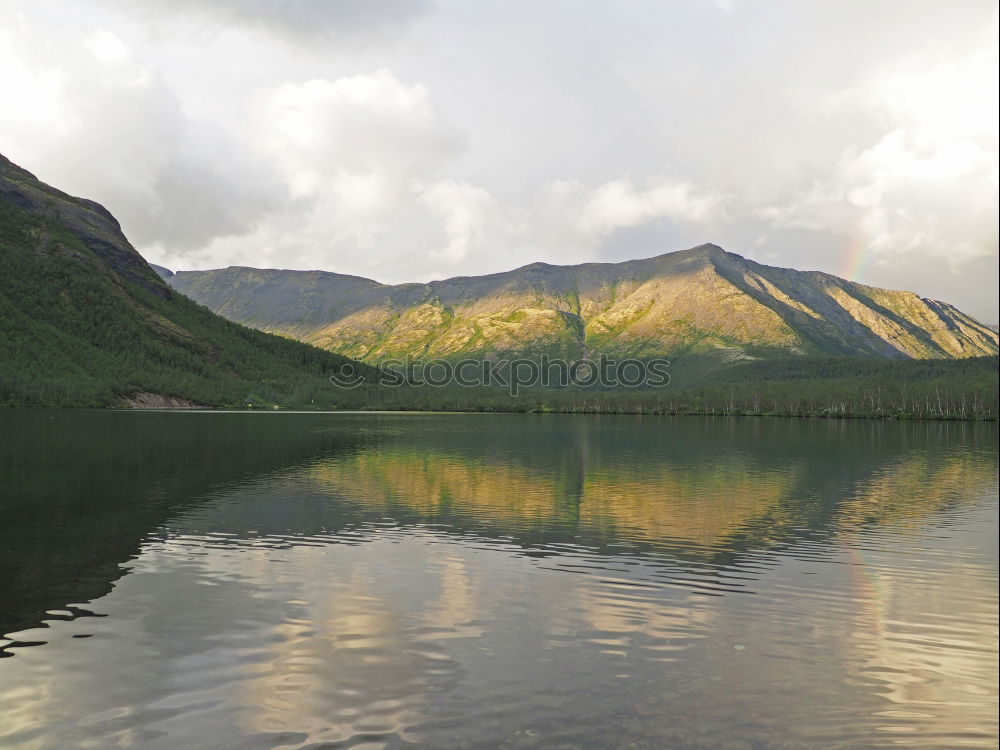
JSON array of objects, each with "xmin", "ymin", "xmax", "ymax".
[{"xmin": 1, "ymin": 0, "xmax": 997, "ymax": 320}]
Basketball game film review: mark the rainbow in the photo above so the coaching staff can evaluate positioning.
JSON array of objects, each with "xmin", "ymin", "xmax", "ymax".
[
  {"xmin": 838, "ymin": 234, "xmax": 872, "ymax": 282},
  {"xmin": 846, "ymin": 542, "xmax": 889, "ymax": 641}
]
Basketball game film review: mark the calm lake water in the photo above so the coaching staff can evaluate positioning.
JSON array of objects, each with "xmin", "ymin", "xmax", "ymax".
[{"xmin": 0, "ymin": 411, "xmax": 997, "ymax": 750}]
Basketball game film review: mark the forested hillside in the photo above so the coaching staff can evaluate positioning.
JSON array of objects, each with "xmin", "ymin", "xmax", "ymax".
[{"xmin": 0, "ymin": 154, "xmax": 367, "ymax": 408}]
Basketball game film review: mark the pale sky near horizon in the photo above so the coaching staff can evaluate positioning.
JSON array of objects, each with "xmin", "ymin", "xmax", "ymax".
[{"xmin": 1, "ymin": 0, "xmax": 997, "ymax": 321}]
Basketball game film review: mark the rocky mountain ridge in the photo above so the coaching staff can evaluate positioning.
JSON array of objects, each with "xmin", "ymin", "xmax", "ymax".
[{"xmin": 161, "ymin": 246, "xmax": 998, "ymax": 362}]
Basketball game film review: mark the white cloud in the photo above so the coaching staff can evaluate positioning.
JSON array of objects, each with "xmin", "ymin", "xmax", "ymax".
[
  {"xmin": 534, "ymin": 178, "xmax": 725, "ymax": 250},
  {"xmin": 250, "ymin": 71, "xmax": 463, "ymax": 197},
  {"xmin": 202, "ymin": 70, "xmax": 473, "ymax": 275},
  {"xmin": 417, "ymin": 180, "xmax": 507, "ymax": 263},
  {"xmin": 86, "ymin": 28, "xmax": 130, "ymax": 62},
  {"xmin": 0, "ymin": 10, "xmax": 285, "ymax": 253},
  {"xmin": 765, "ymin": 20, "xmax": 999, "ymax": 267},
  {"xmin": 576, "ymin": 178, "xmax": 724, "ymax": 238}
]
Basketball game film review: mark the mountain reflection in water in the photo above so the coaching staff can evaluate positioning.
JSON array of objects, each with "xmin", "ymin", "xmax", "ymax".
[{"xmin": 0, "ymin": 412, "xmax": 996, "ymax": 749}]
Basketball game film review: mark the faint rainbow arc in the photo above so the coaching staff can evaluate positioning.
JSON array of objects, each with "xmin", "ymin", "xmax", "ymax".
[{"xmin": 838, "ymin": 233, "xmax": 871, "ymax": 282}]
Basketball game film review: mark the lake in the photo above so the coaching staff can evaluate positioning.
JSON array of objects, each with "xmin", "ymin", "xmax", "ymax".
[{"xmin": 0, "ymin": 411, "xmax": 996, "ymax": 749}]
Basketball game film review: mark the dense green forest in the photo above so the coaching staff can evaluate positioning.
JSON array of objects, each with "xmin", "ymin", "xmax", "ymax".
[
  {"xmin": 0, "ymin": 197, "xmax": 372, "ymax": 408},
  {"xmin": 320, "ymin": 355, "xmax": 999, "ymax": 420}
]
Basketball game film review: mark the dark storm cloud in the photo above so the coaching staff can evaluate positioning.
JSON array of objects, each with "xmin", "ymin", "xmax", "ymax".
[{"xmin": 109, "ymin": 0, "xmax": 430, "ymax": 41}]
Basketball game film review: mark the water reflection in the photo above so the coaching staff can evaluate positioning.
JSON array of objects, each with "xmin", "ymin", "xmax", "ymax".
[{"xmin": 0, "ymin": 412, "xmax": 996, "ymax": 749}]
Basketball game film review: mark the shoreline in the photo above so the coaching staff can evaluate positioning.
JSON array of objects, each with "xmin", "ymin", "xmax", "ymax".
[{"xmin": 4, "ymin": 405, "xmax": 996, "ymax": 421}]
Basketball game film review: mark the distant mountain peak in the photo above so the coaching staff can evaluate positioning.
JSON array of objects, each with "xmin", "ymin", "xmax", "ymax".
[
  {"xmin": 150, "ymin": 263, "xmax": 174, "ymax": 279},
  {"xmin": 163, "ymin": 244, "xmax": 998, "ymax": 363},
  {"xmin": 687, "ymin": 242, "xmax": 726, "ymax": 253},
  {"xmin": 520, "ymin": 261, "xmax": 554, "ymax": 271}
]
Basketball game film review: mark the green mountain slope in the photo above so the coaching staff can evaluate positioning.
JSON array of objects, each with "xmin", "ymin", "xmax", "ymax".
[
  {"xmin": 164, "ymin": 246, "xmax": 998, "ymax": 363},
  {"xmin": 0, "ymin": 154, "xmax": 364, "ymax": 407}
]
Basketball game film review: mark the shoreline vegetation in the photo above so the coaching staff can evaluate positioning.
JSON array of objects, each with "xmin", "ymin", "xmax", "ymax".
[
  {"xmin": 5, "ymin": 356, "xmax": 994, "ymax": 421},
  {"xmin": 338, "ymin": 381, "xmax": 998, "ymax": 421},
  {"xmin": 195, "ymin": 353, "xmax": 992, "ymax": 421},
  {"xmin": 311, "ymin": 354, "xmax": 1000, "ymax": 420}
]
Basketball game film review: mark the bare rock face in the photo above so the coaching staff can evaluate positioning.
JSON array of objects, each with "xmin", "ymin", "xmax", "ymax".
[
  {"xmin": 165, "ymin": 244, "xmax": 999, "ymax": 362},
  {"xmin": 122, "ymin": 392, "xmax": 209, "ymax": 409},
  {"xmin": 0, "ymin": 154, "xmax": 169, "ymax": 298}
]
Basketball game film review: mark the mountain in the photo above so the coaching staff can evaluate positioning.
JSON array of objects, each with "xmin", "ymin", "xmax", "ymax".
[
  {"xmin": 0, "ymin": 153, "xmax": 364, "ymax": 407},
  {"xmin": 162, "ymin": 247, "xmax": 998, "ymax": 363}
]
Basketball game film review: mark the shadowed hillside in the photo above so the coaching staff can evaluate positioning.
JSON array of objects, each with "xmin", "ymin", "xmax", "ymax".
[{"xmin": 0, "ymin": 154, "xmax": 366, "ymax": 407}]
